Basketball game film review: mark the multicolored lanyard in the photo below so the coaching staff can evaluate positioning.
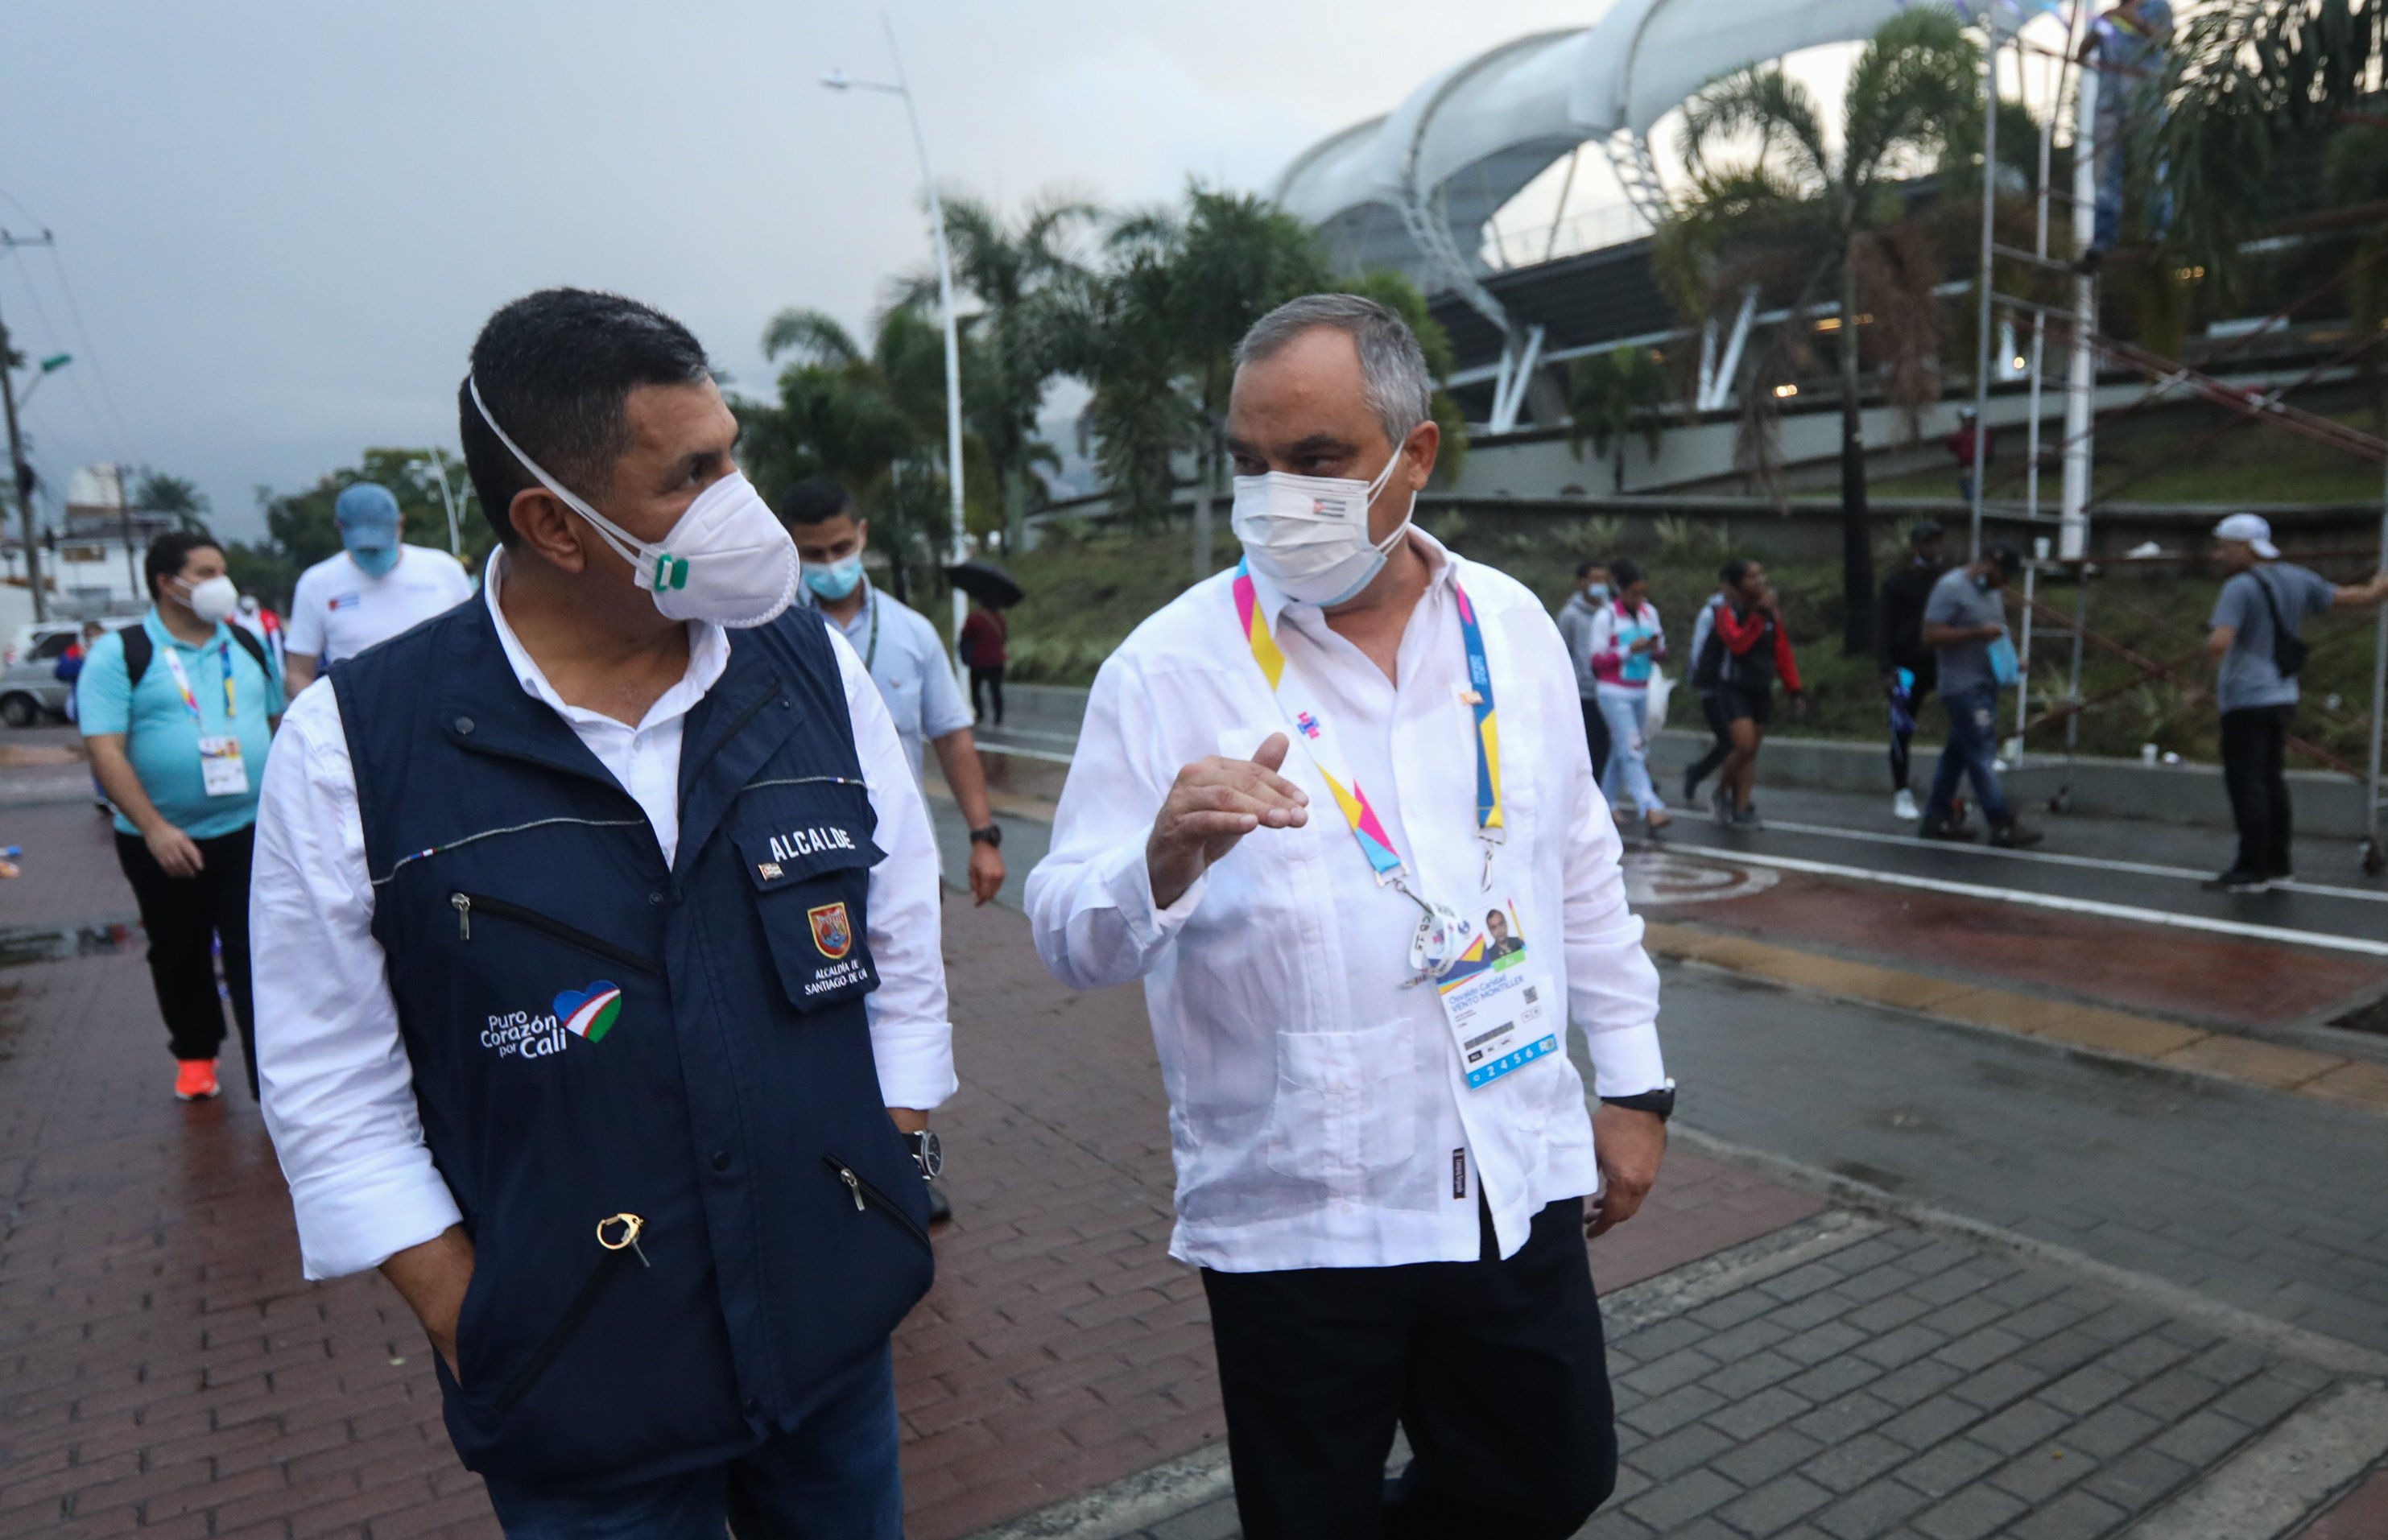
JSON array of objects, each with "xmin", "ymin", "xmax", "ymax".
[
  {"xmin": 158, "ymin": 638, "xmax": 233, "ymax": 724},
  {"xmin": 1231, "ymin": 560, "xmax": 1504, "ymax": 898}
]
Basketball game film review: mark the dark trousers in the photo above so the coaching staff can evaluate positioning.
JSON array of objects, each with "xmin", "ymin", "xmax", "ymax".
[
  {"xmin": 1201, "ymin": 1197, "xmax": 1617, "ymax": 1540},
  {"xmin": 969, "ymin": 663, "xmax": 1005, "ymax": 725},
  {"xmin": 2221, "ymin": 704, "xmax": 2296, "ymax": 878},
  {"xmin": 1925, "ymin": 683, "xmax": 2012, "ymax": 826},
  {"xmin": 114, "ymin": 824, "xmax": 258, "ymax": 1096},
  {"xmin": 1687, "ymin": 690, "xmax": 1733, "ymax": 791},
  {"xmin": 1580, "ymin": 696, "xmax": 1612, "ymax": 789},
  {"xmin": 482, "ymin": 1344, "xmax": 900, "ymax": 1538}
]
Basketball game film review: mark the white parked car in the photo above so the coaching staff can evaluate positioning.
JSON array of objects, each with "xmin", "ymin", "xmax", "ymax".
[{"xmin": 1, "ymin": 618, "xmax": 133, "ymax": 727}]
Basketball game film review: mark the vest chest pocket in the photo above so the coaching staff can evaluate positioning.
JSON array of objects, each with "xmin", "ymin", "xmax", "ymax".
[{"xmin": 735, "ymin": 791, "xmax": 885, "ymax": 1012}]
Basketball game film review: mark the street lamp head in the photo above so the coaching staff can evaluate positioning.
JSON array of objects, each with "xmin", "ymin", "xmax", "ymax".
[{"xmin": 820, "ymin": 68, "xmax": 853, "ymax": 90}]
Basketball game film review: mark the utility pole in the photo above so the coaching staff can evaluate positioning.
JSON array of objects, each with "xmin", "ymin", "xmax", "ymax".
[{"xmin": 0, "ymin": 228, "xmax": 54, "ymax": 622}]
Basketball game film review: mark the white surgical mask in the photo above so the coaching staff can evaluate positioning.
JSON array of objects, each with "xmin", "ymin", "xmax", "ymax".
[
  {"xmin": 177, "ymin": 575, "xmax": 241, "ymax": 625},
  {"xmin": 1229, "ymin": 440, "xmax": 1415, "ymax": 607},
  {"xmin": 469, "ymin": 377, "xmax": 799, "ymax": 629}
]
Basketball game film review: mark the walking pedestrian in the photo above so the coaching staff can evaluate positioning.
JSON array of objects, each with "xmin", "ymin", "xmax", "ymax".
[
  {"xmin": 1947, "ymin": 408, "xmax": 1990, "ymax": 506},
  {"xmin": 1028, "ymin": 294, "xmax": 1667, "ymax": 1540},
  {"xmin": 250, "ymin": 289, "xmax": 952, "ymax": 1537},
  {"xmin": 1588, "ymin": 555, "xmax": 1671, "ymax": 832},
  {"xmin": 960, "ymin": 597, "xmax": 1007, "ymax": 727},
  {"xmin": 1680, "ymin": 574, "xmax": 1733, "ymax": 806},
  {"xmin": 282, "ymin": 482, "xmax": 474, "ymax": 695},
  {"xmin": 1710, "ymin": 559, "xmax": 1804, "ymax": 829},
  {"xmin": 1556, "ymin": 559, "xmax": 1613, "ymax": 787},
  {"xmin": 77, "ymin": 532, "xmax": 283, "ymax": 1102},
  {"xmin": 2203, "ymin": 513, "xmax": 2388, "ymax": 891},
  {"xmin": 1881, "ymin": 520, "xmax": 1948, "ymax": 820},
  {"xmin": 1919, "ymin": 542, "xmax": 2043, "ymax": 847}
]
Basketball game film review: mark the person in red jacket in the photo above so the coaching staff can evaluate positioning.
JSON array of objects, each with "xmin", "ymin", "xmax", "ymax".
[
  {"xmin": 959, "ymin": 598, "xmax": 1008, "ymax": 726},
  {"xmin": 1707, "ymin": 559, "xmax": 1803, "ymax": 829}
]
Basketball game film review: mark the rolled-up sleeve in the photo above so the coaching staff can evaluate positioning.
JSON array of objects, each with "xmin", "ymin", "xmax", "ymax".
[
  {"xmin": 833, "ymin": 630, "xmax": 957, "ymax": 1110},
  {"xmin": 1024, "ymin": 654, "xmax": 1207, "ymax": 991},
  {"xmin": 252, "ymin": 681, "xmax": 463, "ymax": 1279}
]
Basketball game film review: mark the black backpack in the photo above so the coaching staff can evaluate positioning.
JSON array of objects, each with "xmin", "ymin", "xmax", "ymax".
[
  {"xmin": 2251, "ymin": 571, "xmax": 2309, "ymax": 679},
  {"xmin": 121, "ymin": 623, "xmax": 272, "ymax": 695}
]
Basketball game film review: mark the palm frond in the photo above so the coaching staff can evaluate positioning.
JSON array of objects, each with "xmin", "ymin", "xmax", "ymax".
[{"xmin": 761, "ymin": 308, "xmax": 863, "ymax": 367}]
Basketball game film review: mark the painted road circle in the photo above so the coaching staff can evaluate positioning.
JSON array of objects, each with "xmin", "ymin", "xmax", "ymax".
[{"xmin": 1622, "ymin": 850, "xmax": 1781, "ymax": 906}]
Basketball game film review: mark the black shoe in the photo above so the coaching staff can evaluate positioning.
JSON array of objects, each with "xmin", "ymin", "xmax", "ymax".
[
  {"xmin": 1989, "ymin": 820, "xmax": 2043, "ymax": 849},
  {"xmin": 2202, "ymin": 869, "xmax": 2270, "ymax": 893},
  {"xmin": 1919, "ymin": 817, "xmax": 1979, "ymax": 842},
  {"xmin": 926, "ymin": 1181, "xmax": 952, "ymax": 1226},
  {"xmin": 1683, "ymin": 766, "xmax": 1701, "ymax": 804}
]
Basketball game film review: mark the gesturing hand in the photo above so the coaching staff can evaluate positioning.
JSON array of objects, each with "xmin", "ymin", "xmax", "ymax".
[{"xmin": 1146, "ymin": 733, "xmax": 1311, "ymax": 910}]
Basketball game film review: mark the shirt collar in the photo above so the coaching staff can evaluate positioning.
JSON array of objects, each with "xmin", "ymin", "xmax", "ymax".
[
  {"xmin": 145, "ymin": 608, "xmax": 229, "ymax": 653},
  {"xmin": 481, "ymin": 547, "xmax": 729, "ymax": 730},
  {"xmin": 1244, "ymin": 526, "xmax": 1457, "ymax": 633}
]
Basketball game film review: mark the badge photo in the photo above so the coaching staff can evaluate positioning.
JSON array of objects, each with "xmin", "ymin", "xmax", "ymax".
[{"xmin": 808, "ymin": 902, "xmax": 853, "ymax": 960}]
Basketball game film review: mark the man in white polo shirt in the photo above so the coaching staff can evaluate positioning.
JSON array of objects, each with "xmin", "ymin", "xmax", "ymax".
[{"xmin": 283, "ymin": 482, "xmax": 474, "ymax": 692}]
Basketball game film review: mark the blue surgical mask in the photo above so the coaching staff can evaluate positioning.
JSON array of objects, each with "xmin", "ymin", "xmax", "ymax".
[
  {"xmin": 804, "ymin": 553, "xmax": 865, "ymax": 601},
  {"xmin": 349, "ymin": 544, "xmax": 399, "ymax": 579},
  {"xmin": 1588, "ymin": 583, "xmax": 1610, "ymax": 602}
]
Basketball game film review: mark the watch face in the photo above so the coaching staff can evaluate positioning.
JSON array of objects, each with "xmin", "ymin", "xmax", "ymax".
[{"xmin": 913, "ymin": 1129, "xmax": 944, "ymax": 1179}]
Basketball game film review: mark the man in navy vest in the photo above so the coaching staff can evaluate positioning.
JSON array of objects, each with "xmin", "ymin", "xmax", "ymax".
[{"xmin": 250, "ymin": 288, "xmax": 954, "ymax": 1537}]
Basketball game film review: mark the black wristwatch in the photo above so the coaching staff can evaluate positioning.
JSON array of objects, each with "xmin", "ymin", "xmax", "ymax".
[
  {"xmin": 1601, "ymin": 1080, "xmax": 1676, "ymax": 1121},
  {"xmin": 907, "ymin": 1129, "xmax": 943, "ymax": 1180},
  {"xmin": 969, "ymin": 824, "xmax": 1002, "ymax": 848}
]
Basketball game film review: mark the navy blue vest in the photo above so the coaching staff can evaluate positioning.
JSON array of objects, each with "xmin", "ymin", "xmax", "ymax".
[{"xmin": 333, "ymin": 597, "xmax": 934, "ymax": 1488}]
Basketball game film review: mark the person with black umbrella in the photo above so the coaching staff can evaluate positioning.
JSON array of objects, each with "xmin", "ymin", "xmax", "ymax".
[{"xmin": 960, "ymin": 593, "xmax": 1007, "ymax": 727}]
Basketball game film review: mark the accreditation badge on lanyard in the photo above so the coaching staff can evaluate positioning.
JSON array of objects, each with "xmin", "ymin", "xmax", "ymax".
[
  {"xmin": 162, "ymin": 642, "xmax": 250, "ymax": 799},
  {"xmin": 1232, "ymin": 563, "xmax": 1560, "ymax": 1089}
]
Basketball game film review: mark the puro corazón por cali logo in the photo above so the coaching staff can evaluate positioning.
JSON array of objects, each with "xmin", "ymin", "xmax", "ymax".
[{"xmin": 481, "ymin": 981, "xmax": 622, "ymax": 1059}]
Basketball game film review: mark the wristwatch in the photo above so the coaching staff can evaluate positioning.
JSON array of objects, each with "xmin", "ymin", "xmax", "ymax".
[
  {"xmin": 1601, "ymin": 1079, "xmax": 1676, "ymax": 1121},
  {"xmin": 906, "ymin": 1129, "xmax": 943, "ymax": 1181},
  {"xmin": 969, "ymin": 824, "xmax": 1002, "ymax": 848}
]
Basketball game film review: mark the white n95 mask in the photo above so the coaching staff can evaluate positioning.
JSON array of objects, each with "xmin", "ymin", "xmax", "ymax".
[
  {"xmin": 469, "ymin": 376, "xmax": 799, "ymax": 628},
  {"xmin": 1229, "ymin": 440, "xmax": 1416, "ymax": 607}
]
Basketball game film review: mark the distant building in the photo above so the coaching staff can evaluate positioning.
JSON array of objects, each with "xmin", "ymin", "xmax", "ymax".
[{"xmin": 0, "ymin": 464, "xmax": 182, "ymax": 616}]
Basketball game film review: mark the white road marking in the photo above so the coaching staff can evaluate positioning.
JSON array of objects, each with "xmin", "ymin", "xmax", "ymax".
[
  {"xmin": 971, "ymin": 739, "xmax": 1079, "ymax": 766},
  {"xmin": 1762, "ymin": 817, "xmax": 2388, "ymax": 904},
  {"xmin": 1663, "ymin": 841, "xmax": 2388, "ymax": 958}
]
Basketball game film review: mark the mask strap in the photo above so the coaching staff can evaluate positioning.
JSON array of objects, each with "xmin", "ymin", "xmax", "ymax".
[
  {"xmin": 467, "ymin": 376, "xmax": 667, "ymax": 584},
  {"xmin": 1367, "ymin": 427, "xmax": 1419, "ymax": 555}
]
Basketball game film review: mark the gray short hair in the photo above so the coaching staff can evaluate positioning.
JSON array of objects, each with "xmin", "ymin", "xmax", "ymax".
[{"xmin": 1233, "ymin": 293, "xmax": 1435, "ymax": 451}]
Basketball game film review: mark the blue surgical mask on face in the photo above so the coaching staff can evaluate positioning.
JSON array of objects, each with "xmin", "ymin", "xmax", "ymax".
[
  {"xmin": 349, "ymin": 544, "xmax": 399, "ymax": 579},
  {"xmin": 804, "ymin": 553, "xmax": 865, "ymax": 601},
  {"xmin": 342, "ymin": 518, "xmax": 403, "ymax": 579}
]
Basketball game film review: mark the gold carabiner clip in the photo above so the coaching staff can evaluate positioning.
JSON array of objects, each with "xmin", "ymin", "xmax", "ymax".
[{"xmin": 596, "ymin": 1212, "xmax": 650, "ymax": 1266}]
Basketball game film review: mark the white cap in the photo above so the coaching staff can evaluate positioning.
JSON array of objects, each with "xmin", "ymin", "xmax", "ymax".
[{"xmin": 2213, "ymin": 512, "xmax": 2279, "ymax": 559}]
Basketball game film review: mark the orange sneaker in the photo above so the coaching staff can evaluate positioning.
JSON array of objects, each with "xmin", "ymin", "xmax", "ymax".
[{"xmin": 173, "ymin": 1059, "xmax": 221, "ymax": 1102}]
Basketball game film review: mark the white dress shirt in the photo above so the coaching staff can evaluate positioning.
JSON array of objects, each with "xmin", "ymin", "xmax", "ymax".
[
  {"xmin": 252, "ymin": 551, "xmax": 956, "ymax": 1280},
  {"xmin": 1026, "ymin": 531, "xmax": 1664, "ymax": 1274}
]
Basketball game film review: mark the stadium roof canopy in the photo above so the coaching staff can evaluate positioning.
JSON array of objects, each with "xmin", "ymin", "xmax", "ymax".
[{"xmin": 1273, "ymin": 0, "xmax": 1927, "ymax": 405}]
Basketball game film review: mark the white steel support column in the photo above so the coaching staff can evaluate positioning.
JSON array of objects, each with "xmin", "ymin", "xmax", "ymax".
[{"xmin": 2060, "ymin": 64, "xmax": 2099, "ymax": 564}]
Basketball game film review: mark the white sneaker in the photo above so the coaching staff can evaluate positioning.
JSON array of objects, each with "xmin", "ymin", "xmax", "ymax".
[{"xmin": 1894, "ymin": 789, "xmax": 1921, "ymax": 821}]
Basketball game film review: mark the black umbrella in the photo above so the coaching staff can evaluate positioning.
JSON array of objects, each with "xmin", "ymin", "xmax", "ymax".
[{"xmin": 946, "ymin": 559, "xmax": 1024, "ymax": 609}]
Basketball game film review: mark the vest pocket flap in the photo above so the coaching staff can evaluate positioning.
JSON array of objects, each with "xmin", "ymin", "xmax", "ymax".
[{"xmin": 735, "ymin": 821, "xmax": 885, "ymax": 891}]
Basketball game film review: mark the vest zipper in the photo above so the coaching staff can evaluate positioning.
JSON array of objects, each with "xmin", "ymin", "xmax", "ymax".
[
  {"xmin": 492, "ymin": 1212, "xmax": 651, "ymax": 1414},
  {"xmin": 449, "ymin": 891, "xmax": 658, "ymax": 974},
  {"xmin": 821, "ymin": 1155, "xmax": 932, "ymax": 1255}
]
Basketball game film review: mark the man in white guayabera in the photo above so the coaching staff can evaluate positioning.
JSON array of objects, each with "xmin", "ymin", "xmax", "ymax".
[{"xmin": 1027, "ymin": 293, "xmax": 1671, "ymax": 1540}]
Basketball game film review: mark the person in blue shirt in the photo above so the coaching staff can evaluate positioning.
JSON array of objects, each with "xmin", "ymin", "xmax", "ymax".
[{"xmin": 78, "ymin": 531, "xmax": 283, "ymax": 1103}]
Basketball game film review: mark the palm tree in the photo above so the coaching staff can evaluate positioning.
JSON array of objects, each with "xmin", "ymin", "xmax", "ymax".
[
  {"xmin": 1568, "ymin": 347, "xmax": 1670, "ymax": 493},
  {"xmin": 1664, "ymin": 6, "xmax": 1982, "ymax": 654},
  {"xmin": 889, "ymin": 192, "xmax": 1100, "ymax": 551}
]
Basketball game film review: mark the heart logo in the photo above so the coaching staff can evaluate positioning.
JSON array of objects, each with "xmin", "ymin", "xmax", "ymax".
[{"xmin": 552, "ymin": 981, "xmax": 623, "ymax": 1043}]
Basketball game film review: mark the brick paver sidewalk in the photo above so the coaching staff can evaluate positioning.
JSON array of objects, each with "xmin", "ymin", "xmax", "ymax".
[{"xmin": 0, "ymin": 815, "xmax": 1817, "ymax": 1538}]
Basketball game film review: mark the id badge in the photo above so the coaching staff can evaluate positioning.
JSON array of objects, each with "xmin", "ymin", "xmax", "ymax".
[
  {"xmin": 197, "ymin": 736, "xmax": 250, "ymax": 797},
  {"xmin": 1436, "ymin": 900, "xmax": 1559, "ymax": 1089}
]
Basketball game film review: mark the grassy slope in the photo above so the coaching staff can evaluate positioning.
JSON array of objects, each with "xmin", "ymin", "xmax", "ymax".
[{"xmin": 1002, "ymin": 520, "xmax": 2387, "ymax": 772}]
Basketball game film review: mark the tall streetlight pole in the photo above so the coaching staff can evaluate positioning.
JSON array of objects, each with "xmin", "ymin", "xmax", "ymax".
[
  {"xmin": 0, "ymin": 227, "xmax": 56, "ymax": 622},
  {"xmin": 824, "ymin": 17, "xmax": 969, "ymax": 687}
]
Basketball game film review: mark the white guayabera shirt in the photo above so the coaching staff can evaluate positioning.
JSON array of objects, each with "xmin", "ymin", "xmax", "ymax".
[{"xmin": 1026, "ymin": 531, "xmax": 1664, "ymax": 1274}]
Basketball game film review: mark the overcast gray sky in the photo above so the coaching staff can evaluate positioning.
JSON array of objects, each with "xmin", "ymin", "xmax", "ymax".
[{"xmin": 0, "ymin": 0, "xmax": 1623, "ymax": 542}]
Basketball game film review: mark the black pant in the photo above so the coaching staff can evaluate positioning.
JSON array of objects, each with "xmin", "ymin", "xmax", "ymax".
[
  {"xmin": 1202, "ymin": 1197, "xmax": 1617, "ymax": 1540},
  {"xmin": 1687, "ymin": 690, "xmax": 1733, "ymax": 791},
  {"xmin": 2221, "ymin": 704, "xmax": 2296, "ymax": 878},
  {"xmin": 969, "ymin": 663, "xmax": 1005, "ymax": 725},
  {"xmin": 1580, "ymin": 697, "xmax": 1611, "ymax": 789},
  {"xmin": 114, "ymin": 824, "xmax": 258, "ymax": 1096}
]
